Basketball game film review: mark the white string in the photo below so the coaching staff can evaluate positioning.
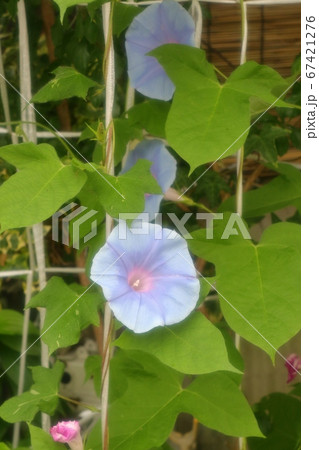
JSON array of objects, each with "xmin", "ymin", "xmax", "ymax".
[
  {"xmin": 12, "ymin": 271, "xmax": 32, "ymax": 448},
  {"xmin": 17, "ymin": 0, "xmax": 50, "ymax": 433},
  {"xmin": 191, "ymin": 0, "xmax": 203, "ymax": 48},
  {"xmin": 12, "ymin": 229, "xmax": 36, "ymax": 447},
  {"xmin": 235, "ymin": 4, "xmax": 248, "ymax": 448}
]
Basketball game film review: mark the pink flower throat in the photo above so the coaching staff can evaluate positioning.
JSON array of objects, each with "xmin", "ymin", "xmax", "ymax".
[{"xmin": 128, "ymin": 268, "xmax": 153, "ymax": 292}]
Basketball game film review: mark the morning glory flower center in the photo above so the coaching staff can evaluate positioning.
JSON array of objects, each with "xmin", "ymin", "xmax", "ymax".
[{"xmin": 128, "ymin": 268, "xmax": 153, "ymax": 292}]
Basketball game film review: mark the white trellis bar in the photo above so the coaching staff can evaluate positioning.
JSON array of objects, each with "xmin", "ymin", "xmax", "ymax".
[
  {"xmin": 126, "ymin": 0, "xmax": 301, "ymax": 5},
  {"xmin": 0, "ymin": 0, "xmax": 300, "ymax": 448},
  {"xmin": 0, "ymin": 127, "xmax": 82, "ymax": 138},
  {"xmin": 0, "ymin": 268, "xmax": 86, "ymax": 278}
]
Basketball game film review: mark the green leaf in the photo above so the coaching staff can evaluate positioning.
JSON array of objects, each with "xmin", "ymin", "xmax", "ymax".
[
  {"xmin": 87, "ymin": 0, "xmax": 107, "ymax": 19},
  {"xmin": 53, "ymin": 0, "xmax": 103, "ymax": 21},
  {"xmin": 114, "ymin": 311, "xmax": 240, "ymax": 375},
  {"xmin": 289, "ymin": 381, "xmax": 301, "ymax": 398},
  {"xmin": 0, "ymin": 335, "xmax": 39, "ymax": 356},
  {"xmin": 219, "ymin": 163, "xmax": 301, "ymax": 218},
  {"xmin": 0, "ymin": 309, "xmax": 38, "ymax": 336},
  {"xmin": 32, "ymin": 66, "xmax": 98, "ymax": 103},
  {"xmin": 190, "ymin": 221, "xmax": 301, "ymax": 359},
  {"xmin": 151, "ymin": 444, "xmax": 174, "ymax": 450},
  {"xmin": 113, "ymin": 2, "xmax": 141, "ymax": 37},
  {"xmin": 151, "ymin": 45, "xmax": 293, "ymax": 171},
  {"xmin": 85, "ymin": 420, "xmax": 101, "ymax": 450},
  {"xmin": 29, "ymin": 424, "xmax": 65, "ymax": 450},
  {"xmin": 197, "ymin": 276, "xmax": 215, "ymax": 306},
  {"xmin": 85, "ymin": 355, "xmax": 102, "ymax": 396},
  {"xmin": 0, "ymin": 143, "xmax": 87, "ymax": 231},
  {"xmin": 150, "ymin": 445, "xmax": 173, "ymax": 450},
  {"xmin": 109, "ymin": 350, "xmax": 262, "ymax": 449},
  {"xmin": 248, "ymin": 393, "xmax": 300, "ymax": 450},
  {"xmin": 0, "ymin": 444, "xmax": 10, "ymax": 450},
  {"xmin": 113, "ymin": 118, "xmax": 143, "ymax": 166},
  {"xmin": 27, "ymin": 277, "xmax": 103, "ymax": 353},
  {"xmin": 180, "ymin": 373, "xmax": 261, "ymax": 438},
  {"xmin": 0, "ymin": 362, "xmax": 63, "ymax": 423},
  {"xmin": 83, "ymin": 159, "xmax": 162, "ymax": 219},
  {"xmin": 245, "ymin": 125, "xmax": 291, "ymax": 163},
  {"xmin": 0, "ymin": 344, "xmax": 35, "ymax": 388},
  {"xmin": 127, "ymin": 100, "xmax": 171, "ymax": 138}
]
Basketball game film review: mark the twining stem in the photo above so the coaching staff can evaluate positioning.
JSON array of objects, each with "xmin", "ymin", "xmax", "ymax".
[
  {"xmin": 102, "ymin": 0, "xmax": 115, "ymax": 173},
  {"xmin": 101, "ymin": 306, "xmax": 113, "ymax": 448},
  {"xmin": 101, "ymin": 2, "xmax": 115, "ymax": 449},
  {"xmin": 236, "ymin": 147, "xmax": 245, "ymax": 217},
  {"xmin": 236, "ymin": 1, "xmax": 248, "ymax": 449}
]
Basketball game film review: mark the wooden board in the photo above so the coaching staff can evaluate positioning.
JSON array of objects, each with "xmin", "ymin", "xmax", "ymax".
[{"xmin": 202, "ymin": 3, "xmax": 301, "ymax": 76}]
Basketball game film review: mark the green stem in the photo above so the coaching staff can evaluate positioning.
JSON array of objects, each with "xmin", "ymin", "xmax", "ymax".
[
  {"xmin": 236, "ymin": 147, "xmax": 245, "ymax": 217},
  {"xmin": 212, "ymin": 64, "xmax": 227, "ymax": 80},
  {"xmin": 58, "ymin": 394, "xmax": 100, "ymax": 413}
]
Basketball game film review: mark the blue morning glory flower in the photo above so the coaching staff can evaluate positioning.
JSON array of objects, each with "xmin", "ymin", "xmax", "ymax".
[
  {"xmin": 125, "ymin": 0, "xmax": 195, "ymax": 100},
  {"xmin": 90, "ymin": 222, "xmax": 200, "ymax": 333},
  {"xmin": 121, "ymin": 139, "xmax": 177, "ymax": 220}
]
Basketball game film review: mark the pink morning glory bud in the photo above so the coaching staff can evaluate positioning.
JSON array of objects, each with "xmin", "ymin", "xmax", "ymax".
[
  {"xmin": 285, "ymin": 353, "xmax": 301, "ymax": 383},
  {"xmin": 50, "ymin": 421, "xmax": 83, "ymax": 450},
  {"xmin": 125, "ymin": 0, "xmax": 195, "ymax": 100}
]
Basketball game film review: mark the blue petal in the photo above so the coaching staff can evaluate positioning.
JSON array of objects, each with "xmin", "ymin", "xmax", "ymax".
[
  {"xmin": 90, "ymin": 223, "xmax": 200, "ymax": 333},
  {"xmin": 111, "ymin": 290, "xmax": 166, "ymax": 333},
  {"xmin": 149, "ymin": 228, "xmax": 197, "ymax": 277},
  {"xmin": 125, "ymin": 0, "xmax": 195, "ymax": 100},
  {"xmin": 152, "ymin": 276, "xmax": 200, "ymax": 325},
  {"xmin": 104, "ymin": 221, "xmax": 164, "ymax": 272}
]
